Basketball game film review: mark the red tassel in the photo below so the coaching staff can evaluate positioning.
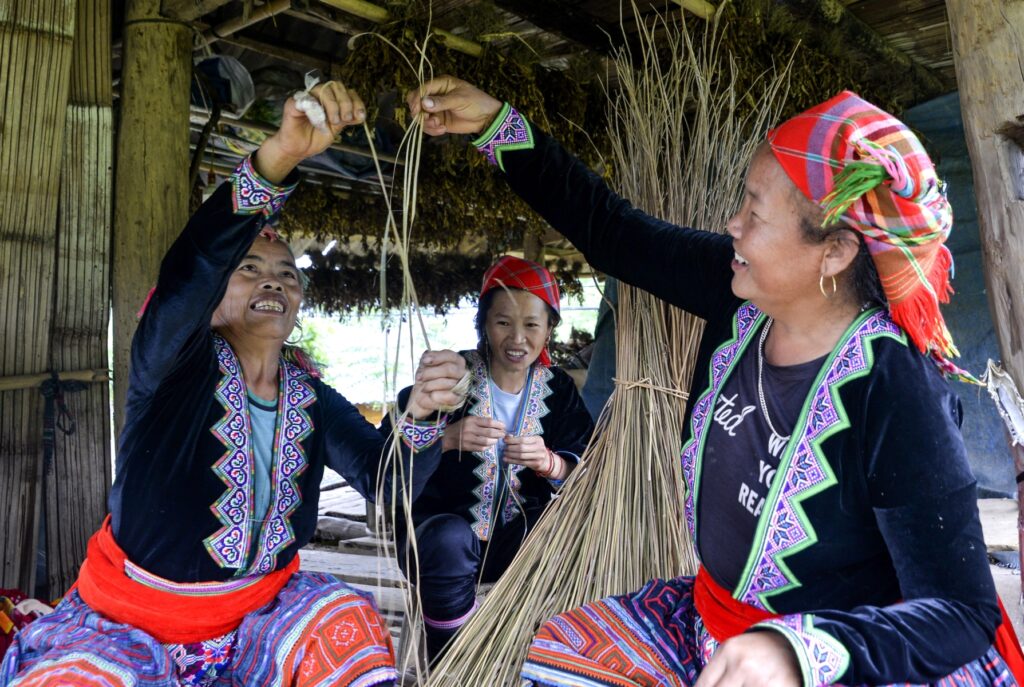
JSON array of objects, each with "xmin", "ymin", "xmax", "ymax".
[{"xmin": 888, "ymin": 246, "xmax": 955, "ymax": 356}]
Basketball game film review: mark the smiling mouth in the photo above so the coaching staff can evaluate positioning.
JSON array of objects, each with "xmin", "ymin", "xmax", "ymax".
[
  {"xmin": 504, "ymin": 349, "xmax": 528, "ymax": 362},
  {"xmin": 734, "ymin": 251, "xmax": 750, "ymax": 266},
  {"xmin": 251, "ymin": 298, "xmax": 285, "ymax": 313}
]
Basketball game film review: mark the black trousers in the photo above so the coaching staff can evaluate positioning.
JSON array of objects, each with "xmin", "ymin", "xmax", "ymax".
[{"xmin": 398, "ymin": 510, "xmax": 540, "ymax": 659}]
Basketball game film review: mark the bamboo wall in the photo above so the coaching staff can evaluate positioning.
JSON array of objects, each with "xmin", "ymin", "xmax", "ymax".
[
  {"xmin": 45, "ymin": 0, "xmax": 113, "ymax": 596},
  {"xmin": 0, "ymin": 0, "xmax": 79, "ymax": 592}
]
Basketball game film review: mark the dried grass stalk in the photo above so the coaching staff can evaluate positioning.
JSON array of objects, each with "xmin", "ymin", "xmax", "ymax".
[{"xmin": 424, "ymin": 8, "xmax": 791, "ymax": 685}]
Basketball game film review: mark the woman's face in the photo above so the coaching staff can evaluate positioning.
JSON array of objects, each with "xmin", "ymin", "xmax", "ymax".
[
  {"xmin": 484, "ymin": 289, "xmax": 554, "ymax": 379},
  {"xmin": 726, "ymin": 146, "xmax": 827, "ymax": 314},
  {"xmin": 211, "ymin": 236, "xmax": 303, "ymax": 343}
]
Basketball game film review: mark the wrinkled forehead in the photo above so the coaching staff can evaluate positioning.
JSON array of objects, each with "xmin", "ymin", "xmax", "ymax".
[{"xmin": 249, "ymin": 233, "xmax": 298, "ymax": 263}]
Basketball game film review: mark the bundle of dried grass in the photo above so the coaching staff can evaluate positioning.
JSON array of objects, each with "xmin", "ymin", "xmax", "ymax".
[{"xmin": 422, "ymin": 9, "xmax": 791, "ymax": 685}]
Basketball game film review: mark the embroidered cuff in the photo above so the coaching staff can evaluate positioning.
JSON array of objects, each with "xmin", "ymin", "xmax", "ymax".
[
  {"xmin": 398, "ymin": 415, "xmax": 448, "ymax": 452},
  {"xmin": 472, "ymin": 102, "xmax": 535, "ymax": 172},
  {"xmin": 751, "ymin": 614, "xmax": 850, "ymax": 687},
  {"xmin": 228, "ymin": 154, "xmax": 298, "ymax": 217}
]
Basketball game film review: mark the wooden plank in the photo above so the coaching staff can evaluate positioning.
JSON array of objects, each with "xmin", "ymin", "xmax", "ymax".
[
  {"xmin": 44, "ymin": 0, "xmax": 114, "ymax": 598},
  {"xmin": 0, "ymin": 0, "xmax": 79, "ymax": 593},
  {"xmin": 947, "ymin": 0, "xmax": 1024, "ymax": 607},
  {"xmin": 299, "ymin": 547, "xmax": 405, "ymax": 587},
  {"xmin": 112, "ymin": 0, "xmax": 192, "ymax": 437}
]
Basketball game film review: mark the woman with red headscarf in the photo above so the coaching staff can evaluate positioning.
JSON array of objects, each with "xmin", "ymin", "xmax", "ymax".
[
  {"xmin": 383, "ymin": 255, "xmax": 594, "ymax": 661},
  {"xmin": 403, "ymin": 78, "xmax": 1024, "ymax": 687}
]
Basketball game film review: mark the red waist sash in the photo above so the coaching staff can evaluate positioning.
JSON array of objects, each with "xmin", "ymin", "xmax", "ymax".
[
  {"xmin": 693, "ymin": 566, "xmax": 775, "ymax": 641},
  {"xmin": 694, "ymin": 565, "xmax": 1024, "ymax": 684},
  {"xmin": 75, "ymin": 516, "xmax": 298, "ymax": 644}
]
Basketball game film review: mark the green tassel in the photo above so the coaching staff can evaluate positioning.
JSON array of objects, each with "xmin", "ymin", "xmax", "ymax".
[{"xmin": 820, "ymin": 161, "xmax": 888, "ymax": 226}]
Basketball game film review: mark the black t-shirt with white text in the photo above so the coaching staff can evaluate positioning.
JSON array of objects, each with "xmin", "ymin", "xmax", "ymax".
[{"xmin": 696, "ymin": 344, "xmax": 826, "ymax": 590}]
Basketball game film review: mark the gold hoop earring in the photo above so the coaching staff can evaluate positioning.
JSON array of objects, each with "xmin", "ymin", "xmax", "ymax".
[{"xmin": 819, "ymin": 274, "xmax": 837, "ymax": 299}]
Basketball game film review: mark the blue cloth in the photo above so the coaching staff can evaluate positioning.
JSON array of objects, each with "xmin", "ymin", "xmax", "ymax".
[{"xmin": 581, "ymin": 277, "xmax": 617, "ymax": 423}]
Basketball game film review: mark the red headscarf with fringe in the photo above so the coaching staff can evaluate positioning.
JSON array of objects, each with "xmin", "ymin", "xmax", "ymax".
[
  {"xmin": 767, "ymin": 91, "xmax": 971, "ymax": 381},
  {"xmin": 480, "ymin": 255, "xmax": 561, "ymax": 367}
]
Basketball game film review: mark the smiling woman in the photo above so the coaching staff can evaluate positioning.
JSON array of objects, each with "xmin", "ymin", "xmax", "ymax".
[
  {"xmin": 381, "ymin": 255, "xmax": 595, "ymax": 662},
  {"xmin": 0, "ymin": 81, "xmax": 469, "ymax": 687}
]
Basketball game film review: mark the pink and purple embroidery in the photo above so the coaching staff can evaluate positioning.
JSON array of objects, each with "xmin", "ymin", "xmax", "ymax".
[
  {"xmin": 228, "ymin": 155, "xmax": 297, "ymax": 217},
  {"xmin": 737, "ymin": 311, "xmax": 901, "ymax": 608},
  {"xmin": 464, "ymin": 351, "xmax": 553, "ymax": 540},
  {"xmin": 165, "ymin": 630, "xmax": 236, "ymax": 687},
  {"xmin": 399, "ymin": 416, "xmax": 448, "ymax": 452},
  {"xmin": 472, "ymin": 103, "xmax": 535, "ymax": 172},
  {"xmin": 205, "ymin": 336, "xmax": 315, "ymax": 574},
  {"xmin": 753, "ymin": 614, "xmax": 850, "ymax": 686}
]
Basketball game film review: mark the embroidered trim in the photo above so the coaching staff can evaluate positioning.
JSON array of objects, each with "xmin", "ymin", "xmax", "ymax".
[
  {"xmin": 464, "ymin": 350, "xmax": 553, "ymax": 541},
  {"xmin": 471, "ymin": 102, "xmax": 535, "ymax": 172},
  {"xmin": 246, "ymin": 360, "xmax": 315, "ymax": 575},
  {"xmin": 205, "ymin": 336, "xmax": 315, "ymax": 574},
  {"xmin": 398, "ymin": 416, "xmax": 448, "ymax": 452},
  {"xmin": 228, "ymin": 155, "xmax": 297, "ymax": 217},
  {"xmin": 124, "ymin": 560, "xmax": 263, "ymax": 596},
  {"xmin": 736, "ymin": 309, "xmax": 903, "ymax": 609},
  {"xmin": 205, "ymin": 336, "xmax": 256, "ymax": 570},
  {"xmin": 423, "ymin": 599, "xmax": 479, "ymax": 630},
  {"xmin": 680, "ymin": 304, "xmax": 763, "ymax": 547},
  {"xmin": 754, "ymin": 614, "xmax": 851, "ymax": 686}
]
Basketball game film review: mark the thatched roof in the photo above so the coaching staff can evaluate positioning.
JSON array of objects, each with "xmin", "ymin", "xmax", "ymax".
[{"xmin": 135, "ymin": 0, "xmax": 957, "ymax": 314}]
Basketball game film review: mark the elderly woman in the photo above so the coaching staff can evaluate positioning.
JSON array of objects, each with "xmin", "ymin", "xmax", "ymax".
[
  {"xmin": 407, "ymin": 79, "xmax": 1024, "ymax": 686},
  {"xmin": 384, "ymin": 255, "xmax": 594, "ymax": 661},
  {"xmin": 1, "ymin": 83, "xmax": 466, "ymax": 687}
]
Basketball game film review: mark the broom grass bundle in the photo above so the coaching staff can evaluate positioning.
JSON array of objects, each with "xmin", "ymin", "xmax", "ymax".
[{"xmin": 422, "ymin": 8, "xmax": 792, "ymax": 685}]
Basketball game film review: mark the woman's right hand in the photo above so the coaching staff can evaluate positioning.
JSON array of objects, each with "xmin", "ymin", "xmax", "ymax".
[
  {"xmin": 406, "ymin": 76, "xmax": 503, "ymax": 137},
  {"xmin": 441, "ymin": 416, "xmax": 507, "ymax": 453}
]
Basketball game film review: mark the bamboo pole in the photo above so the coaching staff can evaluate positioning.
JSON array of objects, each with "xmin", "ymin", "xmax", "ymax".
[
  {"xmin": 43, "ymin": 0, "xmax": 115, "ymax": 598},
  {"xmin": 947, "ymin": 0, "xmax": 1024, "ymax": 610},
  {"xmin": 0, "ymin": 0, "xmax": 79, "ymax": 593},
  {"xmin": 161, "ymin": 0, "xmax": 232, "ymax": 21},
  {"xmin": 112, "ymin": 0, "xmax": 191, "ymax": 438},
  {"xmin": 0, "ymin": 370, "xmax": 109, "ymax": 394}
]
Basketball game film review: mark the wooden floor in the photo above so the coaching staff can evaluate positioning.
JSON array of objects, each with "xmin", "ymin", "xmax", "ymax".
[{"xmin": 301, "ymin": 470, "xmax": 1024, "ymax": 656}]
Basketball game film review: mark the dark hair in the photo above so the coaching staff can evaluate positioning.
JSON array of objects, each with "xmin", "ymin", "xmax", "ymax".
[
  {"xmin": 797, "ymin": 211, "xmax": 887, "ymax": 310},
  {"xmin": 475, "ymin": 288, "xmax": 561, "ymax": 356}
]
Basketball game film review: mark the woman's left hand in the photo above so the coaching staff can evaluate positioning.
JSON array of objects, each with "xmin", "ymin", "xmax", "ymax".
[
  {"xmin": 504, "ymin": 435, "xmax": 567, "ymax": 479},
  {"xmin": 256, "ymin": 81, "xmax": 366, "ymax": 183},
  {"xmin": 694, "ymin": 632, "xmax": 800, "ymax": 687}
]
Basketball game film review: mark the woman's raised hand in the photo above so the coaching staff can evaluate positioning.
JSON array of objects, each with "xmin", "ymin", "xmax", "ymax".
[
  {"xmin": 407, "ymin": 350, "xmax": 469, "ymax": 420},
  {"xmin": 441, "ymin": 416, "xmax": 507, "ymax": 453},
  {"xmin": 407, "ymin": 76, "xmax": 503, "ymax": 137},
  {"xmin": 256, "ymin": 81, "xmax": 366, "ymax": 183}
]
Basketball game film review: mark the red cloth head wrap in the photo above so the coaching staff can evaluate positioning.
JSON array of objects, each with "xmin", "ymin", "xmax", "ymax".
[
  {"xmin": 767, "ymin": 91, "xmax": 971, "ymax": 380},
  {"xmin": 480, "ymin": 255, "xmax": 561, "ymax": 367}
]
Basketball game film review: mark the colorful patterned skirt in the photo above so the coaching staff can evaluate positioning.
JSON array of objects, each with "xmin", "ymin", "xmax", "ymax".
[
  {"xmin": 0, "ymin": 572, "xmax": 397, "ymax": 687},
  {"xmin": 520, "ymin": 575, "xmax": 1017, "ymax": 687}
]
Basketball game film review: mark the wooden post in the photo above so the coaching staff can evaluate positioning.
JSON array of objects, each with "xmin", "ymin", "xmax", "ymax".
[
  {"xmin": 0, "ymin": 0, "xmax": 78, "ymax": 592},
  {"xmin": 112, "ymin": 0, "xmax": 191, "ymax": 437},
  {"xmin": 946, "ymin": 0, "xmax": 1024, "ymax": 605},
  {"xmin": 44, "ymin": 0, "xmax": 114, "ymax": 597}
]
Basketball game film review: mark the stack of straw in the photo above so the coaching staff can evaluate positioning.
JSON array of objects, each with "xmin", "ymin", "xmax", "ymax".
[{"xmin": 420, "ymin": 7, "xmax": 792, "ymax": 685}]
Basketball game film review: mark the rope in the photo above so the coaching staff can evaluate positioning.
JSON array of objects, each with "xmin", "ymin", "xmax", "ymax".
[{"xmin": 38, "ymin": 372, "xmax": 86, "ymax": 475}]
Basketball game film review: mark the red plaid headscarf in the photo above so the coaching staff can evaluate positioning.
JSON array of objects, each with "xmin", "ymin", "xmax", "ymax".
[
  {"xmin": 767, "ymin": 91, "xmax": 970, "ymax": 380},
  {"xmin": 480, "ymin": 255, "xmax": 561, "ymax": 367}
]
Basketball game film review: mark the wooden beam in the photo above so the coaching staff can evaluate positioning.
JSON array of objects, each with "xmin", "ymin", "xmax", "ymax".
[
  {"xmin": 112, "ymin": 0, "xmax": 192, "ymax": 437},
  {"xmin": 669, "ymin": 0, "xmax": 716, "ymax": 20},
  {"xmin": 199, "ymin": 0, "xmax": 291, "ymax": 46},
  {"xmin": 314, "ymin": 0, "xmax": 483, "ymax": 58},
  {"xmin": 947, "ymin": 0, "xmax": 1024, "ymax": 598},
  {"xmin": 490, "ymin": 0, "xmax": 630, "ymax": 57},
  {"xmin": 214, "ymin": 32, "xmax": 334, "ymax": 73},
  {"xmin": 161, "ymin": 0, "xmax": 233, "ymax": 21}
]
